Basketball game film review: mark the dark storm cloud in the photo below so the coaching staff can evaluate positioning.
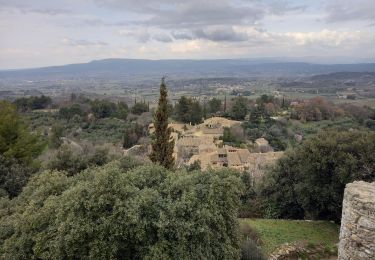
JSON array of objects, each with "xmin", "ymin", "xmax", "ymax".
[
  {"xmin": 192, "ymin": 27, "xmax": 249, "ymax": 42},
  {"xmin": 171, "ymin": 31, "xmax": 193, "ymax": 40},
  {"xmin": 63, "ymin": 38, "xmax": 108, "ymax": 47},
  {"xmin": 153, "ymin": 34, "xmax": 173, "ymax": 43},
  {"xmin": 325, "ymin": 0, "xmax": 375, "ymax": 23},
  {"xmin": 94, "ymin": 0, "xmax": 265, "ymax": 28},
  {"xmin": 143, "ymin": 2, "xmax": 264, "ymax": 28}
]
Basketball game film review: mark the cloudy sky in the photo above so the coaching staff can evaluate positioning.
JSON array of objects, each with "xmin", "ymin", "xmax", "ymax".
[{"xmin": 1, "ymin": 0, "xmax": 375, "ymax": 69}]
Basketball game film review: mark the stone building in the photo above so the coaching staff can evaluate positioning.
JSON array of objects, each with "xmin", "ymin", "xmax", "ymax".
[
  {"xmin": 338, "ymin": 181, "xmax": 375, "ymax": 260},
  {"xmin": 188, "ymin": 145, "xmax": 283, "ymax": 177}
]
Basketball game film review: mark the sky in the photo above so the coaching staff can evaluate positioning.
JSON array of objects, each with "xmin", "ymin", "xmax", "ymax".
[{"xmin": 1, "ymin": 0, "xmax": 375, "ymax": 69}]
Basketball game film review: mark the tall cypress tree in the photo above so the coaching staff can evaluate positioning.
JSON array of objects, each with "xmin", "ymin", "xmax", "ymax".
[{"xmin": 149, "ymin": 78, "xmax": 175, "ymax": 169}]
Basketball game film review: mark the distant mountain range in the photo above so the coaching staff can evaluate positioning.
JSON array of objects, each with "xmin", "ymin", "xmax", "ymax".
[{"xmin": 1, "ymin": 59, "xmax": 375, "ymax": 80}]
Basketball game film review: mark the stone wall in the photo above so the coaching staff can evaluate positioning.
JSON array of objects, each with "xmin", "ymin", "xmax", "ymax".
[{"xmin": 338, "ymin": 181, "xmax": 375, "ymax": 260}]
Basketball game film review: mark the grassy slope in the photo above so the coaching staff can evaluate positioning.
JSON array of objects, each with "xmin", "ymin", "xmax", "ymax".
[{"xmin": 240, "ymin": 219, "xmax": 340, "ymax": 255}]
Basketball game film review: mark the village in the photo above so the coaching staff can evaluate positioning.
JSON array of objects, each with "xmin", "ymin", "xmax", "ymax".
[{"xmin": 149, "ymin": 116, "xmax": 283, "ymax": 180}]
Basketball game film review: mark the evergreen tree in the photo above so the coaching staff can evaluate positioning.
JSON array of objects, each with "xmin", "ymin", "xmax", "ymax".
[
  {"xmin": 231, "ymin": 96, "xmax": 248, "ymax": 120},
  {"xmin": 175, "ymin": 96, "xmax": 191, "ymax": 122},
  {"xmin": 208, "ymin": 97, "xmax": 222, "ymax": 114},
  {"xmin": 149, "ymin": 78, "xmax": 175, "ymax": 169},
  {"xmin": 189, "ymin": 100, "xmax": 203, "ymax": 124}
]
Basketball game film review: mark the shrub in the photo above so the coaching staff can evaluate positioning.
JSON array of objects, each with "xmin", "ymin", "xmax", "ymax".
[
  {"xmin": 0, "ymin": 164, "xmax": 243, "ymax": 259},
  {"xmin": 260, "ymin": 130, "xmax": 375, "ymax": 222}
]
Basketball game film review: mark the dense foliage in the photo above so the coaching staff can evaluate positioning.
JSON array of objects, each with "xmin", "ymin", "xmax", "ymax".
[
  {"xmin": 14, "ymin": 95, "xmax": 52, "ymax": 111},
  {"xmin": 150, "ymin": 79, "xmax": 175, "ymax": 169},
  {"xmin": 208, "ymin": 98, "xmax": 222, "ymax": 114},
  {"xmin": 260, "ymin": 130, "xmax": 375, "ymax": 222},
  {"xmin": 174, "ymin": 96, "xmax": 203, "ymax": 124},
  {"xmin": 47, "ymin": 145, "xmax": 110, "ymax": 176},
  {"xmin": 0, "ymin": 156, "xmax": 33, "ymax": 198},
  {"xmin": 0, "ymin": 163, "xmax": 243, "ymax": 259},
  {"xmin": 0, "ymin": 101, "xmax": 45, "ymax": 165},
  {"xmin": 0, "ymin": 101, "xmax": 45, "ymax": 198},
  {"xmin": 291, "ymin": 97, "xmax": 343, "ymax": 121},
  {"xmin": 131, "ymin": 102, "xmax": 149, "ymax": 115},
  {"xmin": 122, "ymin": 123, "xmax": 145, "ymax": 149},
  {"xmin": 230, "ymin": 96, "xmax": 249, "ymax": 120}
]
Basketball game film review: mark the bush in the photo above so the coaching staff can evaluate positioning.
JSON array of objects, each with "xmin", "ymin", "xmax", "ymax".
[
  {"xmin": 0, "ymin": 156, "xmax": 34, "ymax": 198},
  {"xmin": 0, "ymin": 101, "xmax": 45, "ymax": 165},
  {"xmin": 0, "ymin": 164, "xmax": 243, "ymax": 259},
  {"xmin": 131, "ymin": 102, "xmax": 149, "ymax": 115},
  {"xmin": 260, "ymin": 130, "xmax": 375, "ymax": 222},
  {"xmin": 118, "ymin": 156, "xmax": 144, "ymax": 171},
  {"xmin": 47, "ymin": 145, "xmax": 110, "ymax": 176}
]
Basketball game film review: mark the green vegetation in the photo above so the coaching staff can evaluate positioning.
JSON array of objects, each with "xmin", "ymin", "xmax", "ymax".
[
  {"xmin": 131, "ymin": 102, "xmax": 149, "ymax": 115},
  {"xmin": 122, "ymin": 123, "xmax": 144, "ymax": 149},
  {"xmin": 150, "ymin": 79, "xmax": 175, "ymax": 169},
  {"xmin": 59, "ymin": 103, "xmax": 85, "ymax": 120},
  {"xmin": 0, "ymin": 101, "xmax": 45, "ymax": 198},
  {"xmin": 47, "ymin": 144, "xmax": 111, "ymax": 176},
  {"xmin": 240, "ymin": 219, "xmax": 339, "ymax": 255},
  {"xmin": 14, "ymin": 95, "xmax": 52, "ymax": 111},
  {"xmin": 231, "ymin": 96, "xmax": 249, "ymax": 120},
  {"xmin": 174, "ymin": 96, "xmax": 203, "ymax": 124},
  {"xmin": 208, "ymin": 97, "xmax": 222, "ymax": 114},
  {"xmin": 260, "ymin": 130, "xmax": 375, "ymax": 222},
  {"xmin": 0, "ymin": 101, "xmax": 45, "ymax": 165},
  {"xmin": 0, "ymin": 163, "xmax": 243, "ymax": 259},
  {"xmin": 2, "ymin": 88, "xmax": 375, "ymax": 259}
]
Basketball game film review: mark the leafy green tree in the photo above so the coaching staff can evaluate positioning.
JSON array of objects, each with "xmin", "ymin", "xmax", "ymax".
[
  {"xmin": 122, "ymin": 125, "xmax": 142, "ymax": 149},
  {"xmin": 47, "ymin": 145, "xmax": 110, "ymax": 176},
  {"xmin": 91, "ymin": 99, "xmax": 117, "ymax": 118},
  {"xmin": 149, "ymin": 78, "xmax": 175, "ymax": 169},
  {"xmin": 117, "ymin": 101, "xmax": 129, "ymax": 119},
  {"xmin": 221, "ymin": 126, "xmax": 246, "ymax": 147},
  {"xmin": 174, "ymin": 97, "xmax": 202, "ymax": 124},
  {"xmin": 0, "ymin": 101, "xmax": 45, "ymax": 165},
  {"xmin": 231, "ymin": 97, "xmax": 248, "ymax": 120},
  {"xmin": 47, "ymin": 145, "xmax": 88, "ymax": 176},
  {"xmin": 0, "ymin": 155, "xmax": 32, "ymax": 198},
  {"xmin": 131, "ymin": 102, "xmax": 149, "ymax": 115},
  {"xmin": 189, "ymin": 100, "xmax": 203, "ymax": 124},
  {"xmin": 0, "ymin": 163, "xmax": 243, "ymax": 259},
  {"xmin": 14, "ymin": 95, "xmax": 52, "ymax": 111},
  {"xmin": 174, "ymin": 96, "xmax": 191, "ymax": 123},
  {"xmin": 256, "ymin": 94, "xmax": 274, "ymax": 106},
  {"xmin": 260, "ymin": 130, "xmax": 375, "ymax": 222},
  {"xmin": 49, "ymin": 124, "xmax": 64, "ymax": 149},
  {"xmin": 59, "ymin": 104, "xmax": 84, "ymax": 120},
  {"xmin": 209, "ymin": 98, "xmax": 222, "ymax": 114}
]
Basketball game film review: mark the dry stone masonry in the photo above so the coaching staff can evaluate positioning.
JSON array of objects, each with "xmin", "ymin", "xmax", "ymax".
[{"xmin": 338, "ymin": 181, "xmax": 375, "ymax": 260}]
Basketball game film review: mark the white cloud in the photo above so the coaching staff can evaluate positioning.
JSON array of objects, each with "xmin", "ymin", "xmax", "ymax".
[
  {"xmin": 283, "ymin": 29, "xmax": 362, "ymax": 47},
  {"xmin": 170, "ymin": 40, "xmax": 204, "ymax": 53}
]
